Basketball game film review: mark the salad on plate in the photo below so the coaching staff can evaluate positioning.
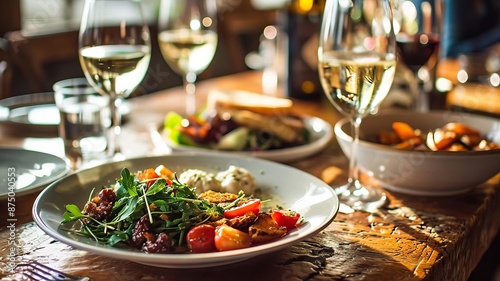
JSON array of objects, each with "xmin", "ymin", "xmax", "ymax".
[
  {"xmin": 61, "ymin": 164, "xmax": 303, "ymax": 254},
  {"xmin": 164, "ymin": 90, "xmax": 312, "ymax": 152}
]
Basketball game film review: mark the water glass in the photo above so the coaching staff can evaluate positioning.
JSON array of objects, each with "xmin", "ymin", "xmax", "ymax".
[{"xmin": 53, "ymin": 78, "xmax": 109, "ymax": 166}]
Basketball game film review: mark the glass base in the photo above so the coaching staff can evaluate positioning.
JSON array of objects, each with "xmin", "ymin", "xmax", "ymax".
[{"xmin": 334, "ymin": 180, "xmax": 386, "ymax": 213}]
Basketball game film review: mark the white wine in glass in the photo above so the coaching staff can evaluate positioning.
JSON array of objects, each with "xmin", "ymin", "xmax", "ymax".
[
  {"xmin": 158, "ymin": 0, "xmax": 218, "ymax": 115},
  {"xmin": 79, "ymin": 0, "xmax": 151, "ymax": 159},
  {"xmin": 318, "ymin": 0, "xmax": 397, "ymax": 212}
]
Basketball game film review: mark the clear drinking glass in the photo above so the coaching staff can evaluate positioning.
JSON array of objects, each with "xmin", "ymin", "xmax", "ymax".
[
  {"xmin": 158, "ymin": 0, "xmax": 218, "ymax": 115},
  {"xmin": 318, "ymin": 0, "xmax": 397, "ymax": 212},
  {"xmin": 79, "ymin": 0, "xmax": 152, "ymax": 159},
  {"xmin": 392, "ymin": 0, "xmax": 441, "ymax": 112},
  {"xmin": 53, "ymin": 78, "xmax": 109, "ymax": 169}
]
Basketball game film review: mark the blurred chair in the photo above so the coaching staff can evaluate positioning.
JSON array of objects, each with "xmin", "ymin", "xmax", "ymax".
[
  {"xmin": 0, "ymin": 38, "xmax": 12, "ymax": 99},
  {"xmin": 1, "ymin": 28, "xmax": 175, "ymax": 98},
  {"xmin": 2, "ymin": 29, "xmax": 82, "ymax": 97}
]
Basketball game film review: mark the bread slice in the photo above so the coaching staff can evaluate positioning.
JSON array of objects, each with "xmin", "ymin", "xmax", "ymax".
[
  {"xmin": 223, "ymin": 109, "xmax": 299, "ymax": 143},
  {"xmin": 207, "ymin": 89, "xmax": 293, "ymax": 115}
]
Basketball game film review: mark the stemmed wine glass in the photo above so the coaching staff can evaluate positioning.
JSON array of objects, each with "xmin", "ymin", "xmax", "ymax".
[
  {"xmin": 392, "ymin": 0, "xmax": 441, "ymax": 112},
  {"xmin": 79, "ymin": 0, "xmax": 151, "ymax": 159},
  {"xmin": 158, "ymin": 0, "xmax": 218, "ymax": 115},
  {"xmin": 318, "ymin": 0, "xmax": 397, "ymax": 212}
]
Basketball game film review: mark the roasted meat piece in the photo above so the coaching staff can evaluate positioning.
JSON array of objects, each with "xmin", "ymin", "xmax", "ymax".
[
  {"xmin": 82, "ymin": 188, "xmax": 116, "ymax": 221},
  {"xmin": 225, "ymin": 212, "xmax": 257, "ymax": 231},
  {"xmin": 248, "ymin": 213, "xmax": 287, "ymax": 244}
]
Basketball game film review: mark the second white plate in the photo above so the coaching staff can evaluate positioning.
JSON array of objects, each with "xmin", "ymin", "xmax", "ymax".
[
  {"xmin": 0, "ymin": 147, "xmax": 70, "ymax": 200},
  {"xmin": 163, "ymin": 116, "xmax": 333, "ymax": 162}
]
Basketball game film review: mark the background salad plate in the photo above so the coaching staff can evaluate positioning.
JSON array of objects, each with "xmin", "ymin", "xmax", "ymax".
[{"xmin": 163, "ymin": 116, "xmax": 333, "ymax": 162}]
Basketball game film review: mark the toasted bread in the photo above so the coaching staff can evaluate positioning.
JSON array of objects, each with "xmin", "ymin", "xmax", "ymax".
[
  {"xmin": 222, "ymin": 109, "xmax": 300, "ymax": 143},
  {"xmin": 198, "ymin": 190, "xmax": 239, "ymax": 204},
  {"xmin": 207, "ymin": 89, "xmax": 293, "ymax": 116}
]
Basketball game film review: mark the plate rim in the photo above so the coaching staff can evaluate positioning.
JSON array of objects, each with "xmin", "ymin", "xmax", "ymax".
[
  {"xmin": 32, "ymin": 152, "xmax": 339, "ymax": 268},
  {"xmin": 163, "ymin": 115, "xmax": 333, "ymax": 162},
  {"xmin": 0, "ymin": 92, "xmax": 131, "ymax": 134},
  {"xmin": 0, "ymin": 92, "xmax": 58, "ymax": 134},
  {"xmin": 0, "ymin": 147, "xmax": 71, "ymax": 199}
]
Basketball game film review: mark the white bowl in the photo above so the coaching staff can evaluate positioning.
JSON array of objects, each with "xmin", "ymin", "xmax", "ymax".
[{"xmin": 334, "ymin": 110, "xmax": 500, "ymax": 196}]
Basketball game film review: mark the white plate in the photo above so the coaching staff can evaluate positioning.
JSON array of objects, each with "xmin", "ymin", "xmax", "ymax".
[
  {"xmin": 0, "ymin": 147, "xmax": 71, "ymax": 200},
  {"xmin": 164, "ymin": 116, "xmax": 333, "ymax": 162},
  {"xmin": 0, "ymin": 92, "xmax": 59, "ymax": 135},
  {"xmin": 0, "ymin": 92, "xmax": 131, "ymax": 136},
  {"xmin": 33, "ymin": 153, "xmax": 339, "ymax": 268}
]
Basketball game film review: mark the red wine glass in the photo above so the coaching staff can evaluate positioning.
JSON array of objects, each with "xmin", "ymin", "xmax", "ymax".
[{"xmin": 393, "ymin": 0, "xmax": 441, "ymax": 112}]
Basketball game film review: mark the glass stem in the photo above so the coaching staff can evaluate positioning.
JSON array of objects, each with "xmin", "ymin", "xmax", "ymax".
[
  {"xmin": 348, "ymin": 117, "xmax": 362, "ymax": 187},
  {"xmin": 183, "ymin": 72, "xmax": 197, "ymax": 116},
  {"xmin": 410, "ymin": 71, "xmax": 428, "ymax": 112},
  {"xmin": 107, "ymin": 78, "xmax": 122, "ymax": 158}
]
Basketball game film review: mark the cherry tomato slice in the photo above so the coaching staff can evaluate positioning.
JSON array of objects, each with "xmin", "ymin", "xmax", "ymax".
[
  {"xmin": 137, "ymin": 168, "xmax": 158, "ymax": 188},
  {"xmin": 214, "ymin": 224, "xmax": 251, "ymax": 251},
  {"xmin": 224, "ymin": 199, "xmax": 261, "ymax": 219},
  {"xmin": 271, "ymin": 209, "xmax": 300, "ymax": 229},
  {"xmin": 186, "ymin": 224, "xmax": 216, "ymax": 253}
]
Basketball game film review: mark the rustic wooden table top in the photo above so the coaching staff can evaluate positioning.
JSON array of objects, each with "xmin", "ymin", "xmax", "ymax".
[{"xmin": 1, "ymin": 70, "xmax": 499, "ymax": 281}]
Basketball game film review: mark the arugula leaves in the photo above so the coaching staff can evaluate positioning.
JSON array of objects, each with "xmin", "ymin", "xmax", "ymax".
[{"xmin": 61, "ymin": 167, "xmax": 225, "ymax": 249}]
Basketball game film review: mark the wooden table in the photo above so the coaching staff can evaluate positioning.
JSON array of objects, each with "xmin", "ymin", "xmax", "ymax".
[{"xmin": 1, "ymin": 71, "xmax": 499, "ymax": 281}]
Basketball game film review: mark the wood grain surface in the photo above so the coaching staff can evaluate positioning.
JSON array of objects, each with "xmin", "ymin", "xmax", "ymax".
[
  {"xmin": 1, "ymin": 173, "xmax": 499, "ymax": 281},
  {"xmin": 1, "ymin": 70, "xmax": 499, "ymax": 281}
]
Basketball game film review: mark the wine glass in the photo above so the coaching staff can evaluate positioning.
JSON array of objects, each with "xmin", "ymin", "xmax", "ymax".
[
  {"xmin": 392, "ymin": 0, "xmax": 441, "ymax": 112},
  {"xmin": 318, "ymin": 0, "xmax": 397, "ymax": 212},
  {"xmin": 158, "ymin": 0, "xmax": 218, "ymax": 115},
  {"xmin": 79, "ymin": 0, "xmax": 151, "ymax": 159}
]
